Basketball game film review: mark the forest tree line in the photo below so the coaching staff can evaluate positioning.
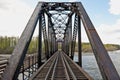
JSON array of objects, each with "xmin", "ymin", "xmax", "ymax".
[
  {"xmin": 0, "ymin": 36, "xmax": 120, "ymax": 54},
  {"xmin": 0, "ymin": 36, "xmax": 38, "ymax": 54}
]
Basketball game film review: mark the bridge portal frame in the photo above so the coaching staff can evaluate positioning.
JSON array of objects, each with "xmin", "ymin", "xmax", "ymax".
[{"xmin": 2, "ymin": 2, "xmax": 120, "ymax": 80}]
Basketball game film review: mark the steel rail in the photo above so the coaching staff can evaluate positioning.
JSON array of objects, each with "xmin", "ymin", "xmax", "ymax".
[
  {"xmin": 63, "ymin": 51, "xmax": 93, "ymax": 80},
  {"xmin": 44, "ymin": 53, "xmax": 58, "ymax": 80},
  {"xmin": 51, "ymin": 52, "xmax": 59, "ymax": 80},
  {"xmin": 29, "ymin": 52, "xmax": 58, "ymax": 80},
  {"xmin": 60, "ymin": 52, "xmax": 70, "ymax": 80},
  {"xmin": 29, "ymin": 51, "xmax": 93, "ymax": 80},
  {"xmin": 62, "ymin": 52, "xmax": 77, "ymax": 80}
]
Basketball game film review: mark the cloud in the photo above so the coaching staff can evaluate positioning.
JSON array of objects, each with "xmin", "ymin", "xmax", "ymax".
[
  {"xmin": 109, "ymin": 0, "xmax": 120, "ymax": 15},
  {"xmin": 0, "ymin": 1, "xmax": 9, "ymax": 10},
  {"xmin": 96, "ymin": 19, "xmax": 120, "ymax": 44},
  {"xmin": 0, "ymin": 0, "xmax": 33, "ymax": 36},
  {"xmin": 80, "ymin": 0, "xmax": 120, "ymax": 44},
  {"xmin": 81, "ymin": 22, "xmax": 120, "ymax": 44}
]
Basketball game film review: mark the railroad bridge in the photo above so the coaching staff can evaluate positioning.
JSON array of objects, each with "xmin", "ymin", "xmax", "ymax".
[{"xmin": 1, "ymin": 2, "xmax": 120, "ymax": 80}]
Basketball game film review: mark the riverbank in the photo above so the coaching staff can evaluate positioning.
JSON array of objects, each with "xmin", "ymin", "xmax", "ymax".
[
  {"xmin": 75, "ymin": 43, "xmax": 120, "ymax": 53},
  {"xmin": 0, "ymin": 36, "xmax": 120, "ymax": 54},
  {"xmin": 74, "ymin": 50, "xmax": 120, "ymax": 56}
]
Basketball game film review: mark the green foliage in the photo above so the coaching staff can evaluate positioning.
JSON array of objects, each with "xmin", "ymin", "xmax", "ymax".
[
  {"xmin": 0, "ymin": 36, "xmax": 120, "ymax": 54},
  {"xmin": 75, "ymin": 42, "xmax": 120, "ymax": 52},
  {"xmin": 82, "ymin": 43, "xmax": 92, "ymax": 52},
  {"xmin": 0, "ymin": 36, "xmax": 45, "ymax": 54},
  {"xmin": 27, "ymin": 37, "xmax": 38, "ymax": 54},
  {"xmin": 0, "ymin": 36, "xmax": 18, "ymax": 54},
  {"xmin": 104, "ymin": 44, "xmax": 120, "ymax": 51}
]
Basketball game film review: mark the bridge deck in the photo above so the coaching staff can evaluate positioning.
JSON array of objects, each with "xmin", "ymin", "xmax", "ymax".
[{"xmin": 30, "ymin": 51, "xmax": 93, "ymax": 80}]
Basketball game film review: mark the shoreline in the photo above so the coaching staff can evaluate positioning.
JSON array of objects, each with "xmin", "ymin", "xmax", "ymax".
[
  {"xmin": 0, "ymin": 50, "xmax": 119, "ymax": 57},
  {"xmin": 74, "ymin": 50, "xmax": 120, "ymax": 55}
]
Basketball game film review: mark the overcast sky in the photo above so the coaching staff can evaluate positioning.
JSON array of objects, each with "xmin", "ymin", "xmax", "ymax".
[{"xmin": 0, "ymin": 0, "xmax": 120, "ymax": 44}]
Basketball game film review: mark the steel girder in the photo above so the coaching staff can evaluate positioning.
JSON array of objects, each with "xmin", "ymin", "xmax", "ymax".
[
  {"xmin": 77, "ymin": 16, "xmax": 82, "ymax": 67},
  {"xmin": 2, "ymin": 2, "xmax": 43, "ymax": 80},
  {"xmin": 71, "ymin": 14, "xmax": 78, "ymax": 60},
  {"xmin": 75, "ymin": 2, "xmax": 120, "ymax": 80},
  {"xmin": 41, "ymin": 13, "xmax": 50, "ymax": 59},
  {"xmin": 48, "ymin": 18, "xmax": 52, "ymax": 56},
  {"xmin": 63, "ymin": 19, "xmax": 72, "ymax": 56},
  {"xmin": 38, "ymin": 13, "xmax": 42, "ymax": 68},
  {"xmin": 2, "ymin": 2, "xmax": 120, "ymax": 80}
]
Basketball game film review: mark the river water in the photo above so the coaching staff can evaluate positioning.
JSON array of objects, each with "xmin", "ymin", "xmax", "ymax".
[{"xmin": 74, "ymin": 50, "xmax": 120, "ymax": 80}]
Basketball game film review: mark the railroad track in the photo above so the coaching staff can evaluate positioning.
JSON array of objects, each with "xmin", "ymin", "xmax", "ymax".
[{"xmin": 30, "ymin": 51, "xmax": 93, "ymax": 80}]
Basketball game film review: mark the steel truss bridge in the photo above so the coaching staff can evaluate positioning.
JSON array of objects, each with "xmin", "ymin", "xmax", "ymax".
[{"xmin": 1, "ymin": 2, "xmax": 120, "ymax": 80}]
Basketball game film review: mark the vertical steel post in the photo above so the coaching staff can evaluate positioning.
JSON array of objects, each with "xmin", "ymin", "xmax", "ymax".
[
  {"xmin": 51, "ymin": 34, "xmax": 54, "ymax": 55},
  {"xmin": 50, "ymin": 32, "xmax": 52, "ymax": 55},
  {"xmin": 65, "ymin": 30, "xmax": 69, "ymax": 55},
  {"xmin": 42, "ymin": 13, "xmax": 49, "ymax": 59},
  {"xmin": 78, "ymin": 16, "xmax": 82, "ymax": 67},
  {"xmin": 69, "ymin": 19, "xmax": 72, "ymax": 57},
  {"xmin": 28, "ymin": 56, "xmax": 31, "ymax": 78},
  {"xmin": 71, "ymin": 14, "xmax": 78, "ymax": 60},
  {"xmin": 48, "ymin": 20, "xmax": 53, "ymax": 56},
  {"xmin": 31, "ymin": 56, "xmax": 34, "ymax": 74},
  {"xmin": 53, "ymin": 36, "xmax": 56, "ymax": 53},
  {"xmin": 38, "ymin": 13, "xmax": 42, "ymax": 68},
  {"xmin": 55, "ymin": 41, "xmax": 58, "ymax": 51},
  {"xmin": 22, "ymin": 65, "xmax": 24, "ymax": 80},
  {"xmin": 62, "ymin": 41, "xmax": 65, "ymax": 52},
  {"xmin": 64, "ymin": 35, "xmax": 67, "ymax": 53}
]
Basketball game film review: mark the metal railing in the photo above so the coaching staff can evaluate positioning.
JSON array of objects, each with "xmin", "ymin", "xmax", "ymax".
[
  {"xmin": 0, "ymin": 54, "xmax": 38, "ymax": 79},
  {"xmin": 0, "ymin": 59, "xmax": 8, "ymax": 78}
]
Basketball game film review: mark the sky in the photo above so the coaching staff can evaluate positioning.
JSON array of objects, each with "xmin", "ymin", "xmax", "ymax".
[{"xmin": 0, "ymin": 0, "xmax": 120, "ymax": 44}]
